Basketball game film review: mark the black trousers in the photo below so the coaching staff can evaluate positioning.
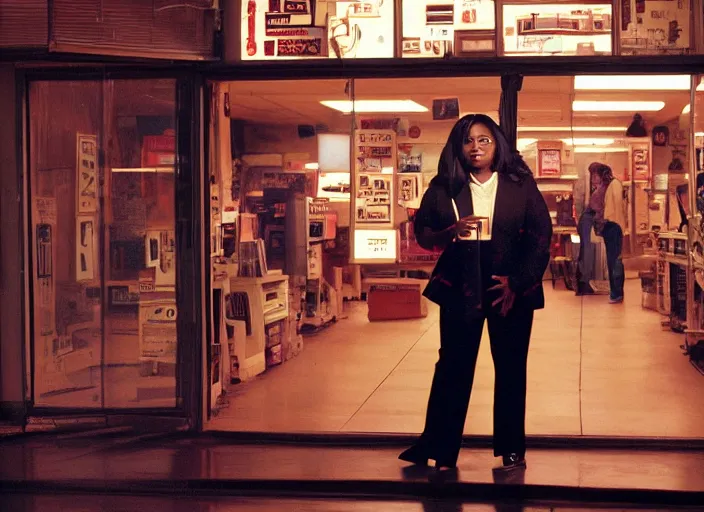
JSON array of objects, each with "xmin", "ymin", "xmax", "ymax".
[
  {"xmin": 417, "ymin": 302, "xmax": 534, "ymax": 464},
  {"xmin": 602, "ymin": 221, "xmax": 624, "ymax": 300}
]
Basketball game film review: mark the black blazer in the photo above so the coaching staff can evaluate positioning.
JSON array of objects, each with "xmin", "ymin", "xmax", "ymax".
[{"xmin": 414, "ymin": 172, "xmax": 553, "ymax": 311}]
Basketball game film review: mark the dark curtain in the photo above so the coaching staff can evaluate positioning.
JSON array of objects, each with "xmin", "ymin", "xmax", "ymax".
[{"xmin": 499, "ymin": 74, "xmax": 524, "ymax": 153}]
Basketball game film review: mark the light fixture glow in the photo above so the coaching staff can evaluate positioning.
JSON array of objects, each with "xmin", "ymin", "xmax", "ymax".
[
  {"xmin": 698, "ymin": 79, "xmax": 704, "ymax": 91},
  {"xmin": 683, "ymin": 104, "xmax": 691, "ymax": 114},
  {"xmin": 574, "ymin": 147, "xmax": 629, "ymax": 153},
  {"xmin": 561, "ymin": 138, "xmax": 615, "ymax": 146},
  {"xmin": 320, "ymin": 100, "xmax": 428, "ymax": 113},
  {"xmin": 696, "ymin": 132, "xmax": 704, "ymax": 137},
  {"xmin": 574, "ymin": 75, "xmax": 691, "ymax": 91},
  {"xmin": 305, "ymin": 162, "xmax": 320, "ymax": 170},
  {"xmin": 517, "ymin": 138, "xmax": 537, "ymax": 150},
  {"xmin": 518, "ymin": 126, "xmax": 628, "ymax": 132},
  {"xmin": 573, "ymin": 100, "xmax": 665, "ymax": 112}
]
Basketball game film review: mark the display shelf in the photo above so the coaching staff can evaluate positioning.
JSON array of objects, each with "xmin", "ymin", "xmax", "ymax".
[
  {"xmin": 535, "ymin": 175, "xmax": 579, "ymax": 180},
  {"xmin": 111, "ymin": 167, "xmax": 174, "ymax": 173}
]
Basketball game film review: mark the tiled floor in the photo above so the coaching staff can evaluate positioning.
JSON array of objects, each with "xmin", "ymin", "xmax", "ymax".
[{"xmin": 209, "ymin": 280, "xmax": 704, "ymax": 437}]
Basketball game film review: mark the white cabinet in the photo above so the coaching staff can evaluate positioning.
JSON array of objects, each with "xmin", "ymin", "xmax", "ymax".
[{"xmin": 226, "ymin": 274, "xmax": 289, "ymax": 381}]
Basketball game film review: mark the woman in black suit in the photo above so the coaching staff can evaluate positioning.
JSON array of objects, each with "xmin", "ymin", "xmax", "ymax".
[{"xmin": 398, "ymin": 114, "xmax": 552, "ymax": 471}]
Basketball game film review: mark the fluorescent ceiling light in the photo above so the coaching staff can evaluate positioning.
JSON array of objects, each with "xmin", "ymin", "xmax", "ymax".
[
  {"xmin": 574, "ymin": 75, "xmax": 691, "ymax": 91},
  {"xmin": 683, "ymin": 104, "xmax": 691, "ymax": 114},
  {"xmin": 320, "ymin": 100, "xmax": 428, "ymax": 113},
  {"xmin": 573, "ymin": 100, "xmax": 665, "ymax": 112},
  {"xmin": 518, "ymin": 126, "xmax": 627, "ymax": 132},
  {"xmin": 562, "ymin": 138, "xmax": 615, "ymax": 146},
  {"xmin": 517, "ymin": 138, "xmax": 537, "ymax": 150},
  {"xmin": 574, "ymin": 147, "xmax": 629, "ymax": 153}
]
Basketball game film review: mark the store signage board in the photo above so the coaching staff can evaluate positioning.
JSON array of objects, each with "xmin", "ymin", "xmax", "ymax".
[
  {"xmin": 242, "ymin": 0, "xmax": 394, "ymax": 60},
  {"xmin": 353, "ymin": 229, "xmax": 398, "ymax": 263},
  {"xmin": 501, "ymin": 3, "xmax": 613, "ymax": 56},
  {"xmin": 353, "ymin": 129, "xmax": 396, "ymax": 227},
  {"xmin": 401, "ymin": 0, "xmax": 496, "ymax": 58}
]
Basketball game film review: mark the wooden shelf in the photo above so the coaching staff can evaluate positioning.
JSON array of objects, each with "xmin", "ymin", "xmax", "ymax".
[
  {"xmin": 112, "ymin": 167, "xmax": 174, "ymax": 174},
  {"xmin": 535, "ymin": 175, "xmax": 579, "ymax": 181}
]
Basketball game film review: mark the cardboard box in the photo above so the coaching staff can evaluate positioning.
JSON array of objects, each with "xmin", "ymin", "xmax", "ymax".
[{"xmin": 366, "ymin": 278, "xmax": 428, "ymax": 322}]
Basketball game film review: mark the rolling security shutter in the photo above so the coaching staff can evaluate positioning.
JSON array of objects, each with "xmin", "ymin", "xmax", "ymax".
[
  {"xmin": 0, "ymin": 0, "xmax": 49, "ymax": 48},
  {"xmin": 49, "ymin": 0, "xmax": 217, "ymax": 60}
]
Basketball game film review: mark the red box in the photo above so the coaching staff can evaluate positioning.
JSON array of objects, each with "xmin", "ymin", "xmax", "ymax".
[
  {"xmin": 367, "ymin": 278, "xmax": 428, "ymax": 322},
  {"xmin": 141, "ymin": 132, "xmax": 175, "ymax": 167}
]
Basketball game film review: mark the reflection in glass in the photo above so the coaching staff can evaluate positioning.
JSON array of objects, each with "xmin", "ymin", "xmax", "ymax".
[
  {"xmin": 29, "ymin": 79, "xmax": 178, "ymax": 409},
  {"xmin": 103, "ymin": 79, "xmax": 177, "ymax": 408},
  {"xmin": 29, "ymin": 82, "xmax": 104, "ymax": 407}
]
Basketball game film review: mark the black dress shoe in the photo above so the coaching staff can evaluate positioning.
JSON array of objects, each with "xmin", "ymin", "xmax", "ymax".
[
  {"xmin": 494, "ymin": 453, "xmax": 526, "ymax": 472},
  {"xmin": 398, "ymin": 444, "xmax": 429, "ymax": 466}
]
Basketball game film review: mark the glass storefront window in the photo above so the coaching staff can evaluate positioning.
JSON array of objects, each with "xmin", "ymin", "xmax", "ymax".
[
  {"xmin": 501, "ymin": 2, "xmax": 613, "ymax": 56},
  {"xmin": 401, "ymin": 0, "xmax": 496, "ymax": 58},
  {"xmin": 29, "ymin": 79, "xmax": 179, "ymax": 409},
  {"xmin": 240, "ymin": 0, "xmax": 394, "ymax": 60},
  {"xmin": 619, "ymin": 0, "xmax": 692, "ymax": 55}
]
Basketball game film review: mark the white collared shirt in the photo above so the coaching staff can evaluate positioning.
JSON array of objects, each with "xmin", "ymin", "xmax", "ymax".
[{"xmin": 469, "ymin": 171, "xmax": 498, "ymax": 240}]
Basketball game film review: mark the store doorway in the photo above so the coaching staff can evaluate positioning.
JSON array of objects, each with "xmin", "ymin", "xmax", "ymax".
[
  {"xmin": 203, "ymin": 75, "xmax": 704, "ymax": 439},
  {"xmin": 25, "ymin": 76, "xmax": 201, "ymax": 428}
]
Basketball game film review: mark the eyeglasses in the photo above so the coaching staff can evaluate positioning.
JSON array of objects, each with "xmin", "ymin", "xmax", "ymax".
[{"xmin": 465, "ymin": 136, "xmax": 494, "ymax": 147}]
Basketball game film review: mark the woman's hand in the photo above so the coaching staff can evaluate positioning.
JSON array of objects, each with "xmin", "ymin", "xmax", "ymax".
[
  {"xmin": 488, "ymin": 275, "xmax": 516, "ymax": 316},
  {"xmin": 455, "ymin": 215, "xmax": 484, "ymax": 239}
]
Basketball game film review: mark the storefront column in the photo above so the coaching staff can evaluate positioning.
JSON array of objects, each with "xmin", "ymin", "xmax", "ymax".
[
  {"xmin": 0, "ymin": 64, "xmax": 27, "ymax": 423},
  {"xmin": 499, "ymin": 74, "xmax": 523, "ymax": 152}
]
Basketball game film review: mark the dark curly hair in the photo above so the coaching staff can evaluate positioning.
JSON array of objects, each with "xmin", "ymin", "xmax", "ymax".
[
  {"xmin": 434, "ymin": 113, "xmax": 533, "ymax": 197},
  {"xmin": 589, "ymin": 162, "xmax": 614, "ymax": 186}
]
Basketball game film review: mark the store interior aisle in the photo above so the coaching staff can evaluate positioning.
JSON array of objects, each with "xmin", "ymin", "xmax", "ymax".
[{"xmin": 208, "ymin": 280, "xmax": 704, "ymax": 438}]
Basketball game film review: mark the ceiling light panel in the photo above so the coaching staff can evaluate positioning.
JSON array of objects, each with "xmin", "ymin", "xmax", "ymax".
[
  {"xmin": 518, "ymin": 126, "xmax": 627, "ymax": 132},
  {"xmin": 572, "ymin": 100, "xmax": 665, "ymax": 112},
  {"xmin": 574, "ymin": 75, "xmax": 691, "ymax": 91},
  {"xmin": 320, "ymin": 100, "xmax": 428, "ymax": 113}
]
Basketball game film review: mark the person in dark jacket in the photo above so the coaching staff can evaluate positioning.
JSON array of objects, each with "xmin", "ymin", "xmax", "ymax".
[{"xmin": 398, "ymin": 114, "xmax": 553, "ymax": 472}]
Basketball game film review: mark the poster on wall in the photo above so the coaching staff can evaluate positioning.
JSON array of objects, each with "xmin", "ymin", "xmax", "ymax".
[
  {"xmin": 329, "ymin": 0, "xmax": 394, "ymax": 58},
  {"xmin": 401, "ymin": 0, "xmax": 496, "ymax": 58},
  {"xmin": 242, "ymin": 0, "xmax": 394, "ymax": 60},
  {"xmin": 139, "ymin": 300, "xmax": 177, "ymax": 363},
  {"xmin": 75, "ymin": 216, "xmax": 96, "ymax": 282},
  {"xmin": 354, "ymin": 130, "xmax": 396, "ymax": 225},
  {"xmin": 632, "ymin": 147, "xmax": 650, "ymax": 181},
  {"xmin": 76, "ymin": 134, "xmax": 98, "ymax": 214},
  {"xmin": 502, "ymin": 3, "xmax": 613, "ymax": 56},
  {"xmin": 398, "ymin": 173, "xmax": 422, "ymax": 208},
  {"xmin": 620, "ymin": 0, "xmax": 691, "ymax": 55}
]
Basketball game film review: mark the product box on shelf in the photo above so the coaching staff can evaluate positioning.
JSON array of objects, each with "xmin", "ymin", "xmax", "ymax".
[{"xmin": 536, "ymin": 141, "xmax": 563, "ymax": 178}]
